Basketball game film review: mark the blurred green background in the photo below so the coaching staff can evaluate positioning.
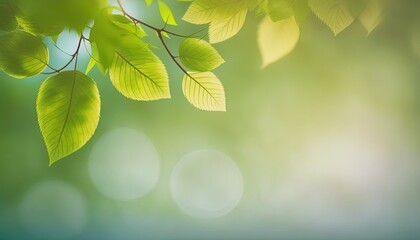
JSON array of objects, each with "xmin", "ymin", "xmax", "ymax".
[{"xmin": 2, "ymin": 0, "xmax": 420, "ymax": 239}]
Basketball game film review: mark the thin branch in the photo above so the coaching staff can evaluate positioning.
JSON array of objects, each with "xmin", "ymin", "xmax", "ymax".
[
  {"xmin": 52, "ymin": 42, "xmax": 73, "ymax": 57},
  {"xmin": 42, "ymin": 35, "xmax": 84, "ymax": 74},
  {"xmin": 115, "ymin": 0, "xmax": 197, "ymax": 79},
  {"xmin": 157, "ymin": 31, "xmax": 192, "ymax": 78},
  {"xmin": 82, "ymin": 38, "xmax": 102, "ymax": 65},
  {"xmin": 115, "ymin": 0, "xmax": 192, "ymax": 38}
]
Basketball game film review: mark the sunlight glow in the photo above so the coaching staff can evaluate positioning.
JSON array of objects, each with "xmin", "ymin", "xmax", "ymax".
[
  {"xmin": 170, "ymin": 150, "xmax": 244, "ymax": 219},
  {"xmin": 18, "ymin": 181, "xmax": 87, "ymax": 239},
  {"xmin": 89, "ymin": 128, "xmax": 160, "ymax": 201}
]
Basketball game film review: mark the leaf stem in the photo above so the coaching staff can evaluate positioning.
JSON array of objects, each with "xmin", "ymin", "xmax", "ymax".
[
  {"xmin": 157, "ymin": 31, "xmax": 191, "ymax": 77},
  {"xmin": 116, "ymin": 0, "xmax": 194, "ymax": 79},
  {"xmin": 115, "ymin": 0, "xmax": 191, "ymax": 38},
  {"xmin": 43, "ymin": 34, "xmax": 85, "ymax": 74}
]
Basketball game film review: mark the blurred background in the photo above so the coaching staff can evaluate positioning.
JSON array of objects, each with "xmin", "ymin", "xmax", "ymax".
[{"xmin": 1, "ymin": 0, "xmax": 420, "ymax": 239}]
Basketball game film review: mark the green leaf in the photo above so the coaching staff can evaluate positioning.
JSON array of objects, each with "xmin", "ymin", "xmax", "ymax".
[
  {"xmin": 266, "ymin": 0, "xmax": 310, "ymax": 24},
  {"xmin": 309, "ymin": 0, "xmax": 354, "ymax": 35},
  {"xmin": 51, "ymin": 35, "xmax": 60, "ymax": 44},
  {"xmin": 158, "ymin": 0, "xmax": 177, "ymax": 25},
  {"xmin": 258, "ymin": 16, "xmax": 300, "ymax": 68},
  {"xmin": 359, "ymin": 0, "xmax": 383, "ymax": 34},
  {"xmin": 36, "ymin": 71, "xmax": 101, "ymax": 165},
  {"xmin": 0, "ymin": 0, "xmax": 18, "ymax": 31},
  {"xmin": 15, "ymin": 0, "xmax": 65, "ymax": 36},
  {"xmin": 209, "ymin": 8, "xmax": 248, "ymax": 43},
  {"xmin": 145, "ymin": 0, "xmax": 154, "ymax": 6},
  {"xmin": 16, "ymin": 0, "xmax": 107, "ymax": 34},
  {"xmin": 109, "ymin": 43, "xmax": 171, "ymax": 101},
  {"xmin": 90, "ymin": 12, "xmax": 145, "ymax": 69},
  {"xmin": 249, "ymin": 0, "xmax": 265, "ymax": 11},
  {"xmin": 0, "ymin": 31, "xmax": 49, "ymax": 78},
  {"xmin": 109, "ymin": 14, "xmax": 147, "ymax": 38},
  {"xmin": 86, "ymin": 57, "xmax": 96, "ymax": 74},
  {"xmin": 267, "ymin": 0, "xmax": 295, "ymax": 22},
  {"xmin": 179, "ymin": 38, "xmax": 225, "ymax": 71},
  {"xmin": 89, "ymin": 42, "xmax": 108, "ymax": 75},
  {"xmin": 182, "ymin": 0, "xmax": 249, "ymax": 43},
  {"xmin": 183, "ymin": 0, "xmax": 249, "ymax": 25},
  {"xmin": 60, "ymin": 0, "xmax": 108, "ymax": 32},
  {"xmin": 182, "ymin": 72, "xmax": 226, "ymax": 111}
]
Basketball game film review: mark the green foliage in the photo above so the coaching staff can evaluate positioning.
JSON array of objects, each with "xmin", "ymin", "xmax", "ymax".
[
  {"xmin": 90, "ymin": 12, "xmax": 146, "ymax": 69},
  {"xmin": 359, "ymin": 0, "xmax": 383, "ymax": 35},
  {"xmin": 110, "ymin": 42, "xmax": 171, "ymax": 101},
  {"xmin": 158, "ymin": 0, "xmax": 178, "ymax": 25},
  {"xmin": 0, "ymin": 0, "xmax": 18, "ymax": 31},
  {"xmin": 182, "ymin": 72, "xmax": 226, "ymax": 111},
  {"xmin": 258, "ymin": 16, "xmax": 300, "ymax": 68},
  {"xmin": 183, "ymin": 0, "xmax": 250, "ymax": 43},
  {"xmin": 179, "ymin": 38, "xmax": 225, "ymax": 72},
  {"xmin": 308, "ymin": 0, "xmax": 355, "ymax": 35},
  {"xmin": 15, "ymin": 0, "xmax": 106, "ymax": 35},
  {"xmin": 0, "ymin": 31, "xmax": 48, "ymax": 78},
  {"xmin": 266, "ymin": 0, "xmax": 295, "ymax": 21},
  {"xmin": 0, "ymin": 0, "xmax": 385, "ymax": 164},
  {"xmin": 37, "ymin": 71, "xmax": 100, "ymax": 165}
]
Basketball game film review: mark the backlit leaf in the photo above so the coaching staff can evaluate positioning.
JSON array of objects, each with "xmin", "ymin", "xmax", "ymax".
[
  {"xmin": 15, "ymin": 0, "xmax": 65, "ymax": 36},
  {"xmin": 182, "ymin": 72, "xmax": 226, "ymax": 111},
  {"xmin": 37, "ymin": 71, "xmax": 101, "ymax": 165},
  {"xmin": 16, "ymin": 0, "xmax": 106, "ymax": 34},
  {"xmin": 309, "ymin": 0, "xmax": 354, "ymax": 35},
  {"xmin": 0, "ymin": 31, "xmax": 49, "ymax": 78},
  {"xmin": 209, "ymin": 8, "xmax": 248, "ymax": 43},
  {"xmin": 258, "ymin": 16, "xmax": 300, "ymax": 68},
  {"xmin": 86, "ymin": 57, "xmax": 96, "ymax": 74},
  {"xmin": 109, "ymin": 43, "xmax": 171, "ymax": 101},
  {"xmin": 179, "ymin": 38, "xmax": 225, "ymax": 71},
  {"xmin": 267, "ymin": 0, "xmax": 295, "ymax": 22},
  {"xmin": 158, "ymin": 0, "xmax": 177, "ymax": 25},
  {"xmin": 0, "ymin": 0, "xmax": 18, "ymax": 31},
  {"xmin": 183, "ymin": 0, "xmax": 249, "ymax": 25},
  {"xmin": 90, "ymin": 12, "xmax": 144, "ymax": 69},
  {"xmin": 359, "ymin": 0, "xmax": 383, "ymax": 34}
]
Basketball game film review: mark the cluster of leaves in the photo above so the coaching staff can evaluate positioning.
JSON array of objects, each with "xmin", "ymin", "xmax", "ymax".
[
  {"xmin": 182, "ymin": 0, "xmax": 384, "ymax": 67},
  {"xmin": 0, "ymin": 0, "xmax": 384, "ymax": 165}
]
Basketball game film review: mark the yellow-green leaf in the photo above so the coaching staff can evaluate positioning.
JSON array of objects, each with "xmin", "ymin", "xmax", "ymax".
[
  {"xmin": 359, "ymin": 0, "xmax": 383, "ymax": 34},
  {"xmin": 37, "ymin": 71, "xmax": 101, "ymax": 165},
  {"xmin": 0, "ymin": 31, "xmax": 49, "ymax": 78},
  {"xmin": 179, "ymin": 38, "xmax": 225, "ymax": 71},
  {"xmin": 309, "ymin": 0, "xmax": 354, "ymax": 35},
  {"xmin": 110, "ymin": 44, "xmax": 171, "ymax": 101},
  {"xmin": 0, "ymin": 0, "xmax": 18, "ymax": 31},
  {"xmin": 86, "ymin": 57, "xmax": 96, "ymax": 74},
  {"xmin": 182, "ymin": 72, "xmax": 226, "ymax": 111},
  {"xmin": 267, "ymin": 0, "xmax": 295, "ymax": 22},
  {"xmin": 258, "ymin": 16, "xmax": 300, "ymax": 68},
  {"xmin": 209, "ymin": 8, "xmax": 248, "ymax": 43},
  {"xmin": 158, "ymin": 0, "xmax": 177, "ymax": 25},
  {"xmin": 16, "ymin": 0, "xmax": 106, "ymax": 34},
  {"xmin": 15, "ymin": 0, "xmax": 65, "ymax": 36},
  {"xmin": 183, "ymin": 0, "xmax": 249, "ymax": 25},
  {"xmin": 90, "ymin": 12, "xmax": 146, "ymax": 69}
]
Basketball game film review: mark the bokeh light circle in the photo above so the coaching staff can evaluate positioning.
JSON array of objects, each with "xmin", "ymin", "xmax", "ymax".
[
  {"xmin": 170, "ymin": 150, "xmax": 244, "ymax": 219},
  {"xmin": 18, "ymin": 180, "xmax": 87, "ymax": 239},
  {"xmin": 89, "ymin": 128, "xmax": 160, "ymax": 201}
]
